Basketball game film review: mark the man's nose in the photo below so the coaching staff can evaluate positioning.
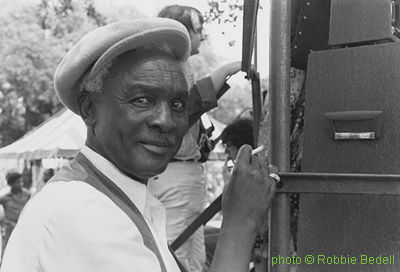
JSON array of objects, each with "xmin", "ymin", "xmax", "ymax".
[
  {"xmin": 200, "ymin": 32, "xmax": 206, "ymax": 42},
  {"xmin": 149, "ymin": 103, "xmax": 177, "ymax": 132}
]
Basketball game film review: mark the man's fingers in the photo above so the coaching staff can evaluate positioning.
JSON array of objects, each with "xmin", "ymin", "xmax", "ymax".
[
  {"xmin": 234, "ymin": 144, "xmax": 253, "ymax": 166},
  {"xmin": 267, "ymin": 165, "xmax": 278, "ymax": 175}
]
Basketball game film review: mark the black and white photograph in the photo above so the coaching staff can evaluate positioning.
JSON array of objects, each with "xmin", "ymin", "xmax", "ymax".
[{"xmin": 0, "ymin": 0, "xmax": 399, "ymax": 272}]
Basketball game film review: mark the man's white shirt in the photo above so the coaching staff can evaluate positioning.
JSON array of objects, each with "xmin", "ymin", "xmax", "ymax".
[{"xmin": 0, "ymin": 145, "xmax": 180, "ymax": 272}]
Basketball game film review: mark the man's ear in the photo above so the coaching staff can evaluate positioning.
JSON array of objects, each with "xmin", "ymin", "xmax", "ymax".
[{"xmin": 77, "ymin": 91, "xmax": 96, "ymax": 127}]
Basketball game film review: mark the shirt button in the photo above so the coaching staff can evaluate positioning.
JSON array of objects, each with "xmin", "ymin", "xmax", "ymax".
[
  {"xmin": 306, "ymin": 1, "xmax": 310, "ymax": 5},
  {"xmin": 298, "ymin": 31, "xmax": 302, "ymax": 35}
]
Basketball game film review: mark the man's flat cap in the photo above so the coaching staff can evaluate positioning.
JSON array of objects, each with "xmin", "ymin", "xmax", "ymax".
[{"xmin": 54, "ymin": 18, "xmax": 190, "ymax": 114}]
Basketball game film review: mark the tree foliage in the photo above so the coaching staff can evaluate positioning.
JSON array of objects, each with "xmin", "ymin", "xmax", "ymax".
[
  {"xmin": 204, "ymin": 0, "xmax": 264, "ymax": 25},
  {"xmin": 204, "ymin": 0, "xmax": 243, "ymax": 27},
  {"xmin": 0, "ymin": 1, "xmax": 100, "ymax": 147}
]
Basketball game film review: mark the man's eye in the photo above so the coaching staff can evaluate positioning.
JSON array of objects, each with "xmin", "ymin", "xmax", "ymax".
[
  {"xmin": 131, "ymin": 97, "xmax": 151, "ymax": 105},
  {"xmin": 194, "ymin": 27, "xmax": 203, "ymax": 34},
  {"xmin": 172, "ymin": 100, "xmax": 186, "ymax": 111}
]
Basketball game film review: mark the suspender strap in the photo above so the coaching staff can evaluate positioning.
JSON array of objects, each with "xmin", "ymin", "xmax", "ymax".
[{"xmin": 73, "ymin": 154, "xmax": 169, "ymax": 272}]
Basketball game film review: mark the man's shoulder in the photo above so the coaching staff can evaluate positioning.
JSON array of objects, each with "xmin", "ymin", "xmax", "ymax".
[
  {"xmin": 16, "ymin": 180, "xmax": 122, "ymax": 234},
  {"xmin": 37, "ymin": 180, "xmax": 102, "ymax": 202},
  {"xmin": 0, "ymin": 189, "xmax": 14, "ymax": 198},
  {"xmin": 21, "ymin": 188, "xmax": 31, "ymax": 197},
  {"xmin": 28, "ymin": 181, "xmax": 104, "ymax": 216},
  {"xmin": 21, "ymin": 180, "xmax": 144, "ymax": 239},
  {"xmin": 0, "ymin": 193, "xmax": 12, "ymax": 203}
]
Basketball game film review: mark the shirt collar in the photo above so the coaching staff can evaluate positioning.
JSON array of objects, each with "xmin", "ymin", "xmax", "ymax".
[{"xmin": 80, "ymin": 145, "xmax": 152, "ymax": 213}]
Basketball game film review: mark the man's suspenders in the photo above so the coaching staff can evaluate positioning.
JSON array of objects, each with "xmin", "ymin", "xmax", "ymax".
[{"xmin": 53, "ymin": 153, "xmax": 186, "ymax": 272}]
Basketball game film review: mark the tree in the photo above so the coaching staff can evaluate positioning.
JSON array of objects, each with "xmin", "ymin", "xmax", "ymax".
[
  {"xmin": 204, "ymin": 0, "xmax": 243, "ymax": 27},
  {"xmin": 0, "ymin": 1, "xmax": 100, "ymax": 147}
]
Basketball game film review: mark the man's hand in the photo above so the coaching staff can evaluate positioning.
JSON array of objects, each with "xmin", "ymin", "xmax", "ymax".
[{"xmin": 222, "ymin": 144, "xmax": 276, "ymax": 229}]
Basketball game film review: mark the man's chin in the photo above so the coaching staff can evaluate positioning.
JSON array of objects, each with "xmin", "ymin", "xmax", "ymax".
[
  {"xmin": 190, "ymin": 49, "xmax": 199, "ymax": 55},
  {"xmin": 129, "ymin": 147, "xmax": 177, "ymax": 178},
  {"xmin": 144, "ymin": 158, "xmax": 171, "ymax": 177}
]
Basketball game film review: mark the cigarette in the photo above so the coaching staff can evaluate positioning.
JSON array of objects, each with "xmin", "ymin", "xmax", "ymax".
[{"xmin": 251, "ymin": 145, "xmax": 264, "ymax": 155}]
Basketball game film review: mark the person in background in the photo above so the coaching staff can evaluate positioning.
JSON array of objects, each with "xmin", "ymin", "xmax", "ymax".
[
  {"xmin": 157, "ymin": 5, "xmax": 204, "ymax": 56},
  {"xmin": 0, "ymin": 171, "xmax": 30, "ymax": 257},
  {"xmin": 21, "ymin": 167, "xmax": 37, "ymax": 195},
  {"xmin": 220, "ymin": 118, "xmax": 254, "ymax": 183},
  {"xmin": 148, "ymin": 5, "xmax": 242, "ymax": 272},
  {"xmin": 220, "ymin": 118, "xmax": 254, "ymax": 162}
]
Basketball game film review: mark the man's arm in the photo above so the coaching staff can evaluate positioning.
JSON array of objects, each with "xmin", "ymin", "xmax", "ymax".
[
  {"xmin": 210, "ymin": 145, "xmax": 277, "ymax": 272},
  {"xmin": 188, "ymin": 77, "xmax": 218, "ymax": 127},
  {"xmin": 210, "ymin": 61, "xmax": 241, "ymax": 98},
  {"xmin": 188, "ymin": 61, "xmax": 242, "ymax": 127}
]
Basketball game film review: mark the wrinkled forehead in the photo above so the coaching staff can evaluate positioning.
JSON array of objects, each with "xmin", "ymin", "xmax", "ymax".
[{"xmin": 106, "ymin": 49, "xmax": 191, "ymax": 92}]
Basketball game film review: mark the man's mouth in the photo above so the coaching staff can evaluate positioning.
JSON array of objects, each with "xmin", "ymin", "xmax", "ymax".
[{"xmin": 140, "ymin": 142, "xmax": 173, "ymax": 155}]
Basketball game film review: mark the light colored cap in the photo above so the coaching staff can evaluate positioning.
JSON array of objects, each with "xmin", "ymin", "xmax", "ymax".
[{"xmin": 54, "ymin": 18, "xmax": 190, "ymax": 114}]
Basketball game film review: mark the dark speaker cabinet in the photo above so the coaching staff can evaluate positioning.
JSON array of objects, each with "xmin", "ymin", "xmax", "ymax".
[
  {"xmin": 329, "ymin": 0, "xmax": 395, "ymax": 45},
  {"xmin": 304, "ymin": 42, "xmax": 400, "ymax": 174},
  {"xmin": 297, "ymin": 42, "xmax": 400, "ymax": 272}
]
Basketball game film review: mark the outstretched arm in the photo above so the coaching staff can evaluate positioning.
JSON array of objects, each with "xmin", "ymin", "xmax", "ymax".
[
  {"xmin": 188, "ymin": 61, "xmax": 242, "ymax": 127},
  {"xmin": 210, "ymin": 61, "xmax": 242, "ymax": 98}
]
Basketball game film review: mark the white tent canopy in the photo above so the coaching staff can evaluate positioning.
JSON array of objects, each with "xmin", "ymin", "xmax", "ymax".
[
  {"xmin": 0, "ymin": 108, "xmax": 86, "ymax": 160},
  {"xmin": 0, "ymin": 108, "xmax": 226, "ymax": 160}
]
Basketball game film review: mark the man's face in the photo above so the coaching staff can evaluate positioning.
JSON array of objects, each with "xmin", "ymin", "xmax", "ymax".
[
  {"xmin": 10, "ymin": 177, "xmax": 23, "ymax": 192},
  {"xmin": 189, "ymin": 14, "xmax": 204, "ymax": 55},
  {"xmin": 90, "ymin": 51, "xmax": 189, "ymax": 182}
]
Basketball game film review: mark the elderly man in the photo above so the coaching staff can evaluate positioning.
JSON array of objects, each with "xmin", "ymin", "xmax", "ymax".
[{"xmin": 0, "ymin": 19, "xmax": 276, "ymax": 272}]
